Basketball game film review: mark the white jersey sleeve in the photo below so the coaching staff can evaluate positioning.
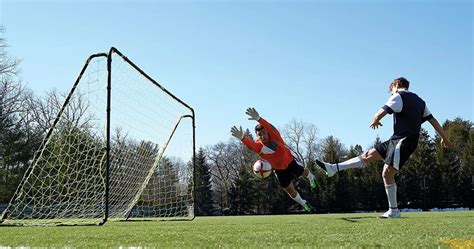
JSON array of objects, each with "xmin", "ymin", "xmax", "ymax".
[
  {"xmin": 421, "ymin": 104, "xmax": 434, "ymax": 122},
  {"xmin": 423, "ymin": 105, "xmax": 432, "ymax": 118},
  {"xmin": 383, "ymin": 93, "xmax": 403, "ymax": 114}
]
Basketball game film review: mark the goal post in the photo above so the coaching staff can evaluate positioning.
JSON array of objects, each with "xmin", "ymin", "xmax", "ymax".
[{"xmin": 0, "ymin": 47, "xmax": 196, "ymax": 226}]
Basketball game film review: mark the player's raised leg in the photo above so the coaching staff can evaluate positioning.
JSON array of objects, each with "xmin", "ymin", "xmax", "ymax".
[
  {"xmin": 285, "ymin": 183, "xmax": 314, "ymax": 213},
  {"xmin": 316, "ymin": 148, "xmax": 383, "ymax": 177},
  {"xmin": 302, "ymin": 167, "xmax": 317, "ymax": 189}
]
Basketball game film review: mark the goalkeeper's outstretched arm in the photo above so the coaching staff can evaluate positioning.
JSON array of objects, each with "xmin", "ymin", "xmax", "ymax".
[
  {"xmin": 230, "ymin": 125, "xmax": 261, "ymax": 153},
  {"xmin": 245, "ymin": 107, "xmax": 283, "ymax": 143}
]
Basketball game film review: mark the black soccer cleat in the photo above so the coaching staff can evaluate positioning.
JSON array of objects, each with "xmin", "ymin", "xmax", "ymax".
[
  {"xmin": 316, "ymin": 159, "xmax": 336, "ymax": 177},
  {"xmin": 316, "ymin": 159, "xmax": 326, "ymax": 172}
]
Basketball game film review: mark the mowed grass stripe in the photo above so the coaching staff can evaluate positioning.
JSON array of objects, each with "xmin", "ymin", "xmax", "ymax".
[{"xmin": 0, "ymin": 211, "xmax": 472, "ymax": 248}]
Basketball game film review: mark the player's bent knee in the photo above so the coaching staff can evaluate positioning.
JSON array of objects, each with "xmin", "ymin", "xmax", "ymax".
[
  {"xmin": 284, "ymin": 185, "xmax": 297, "ymax": 197},
  {"xmin": 382, "ymin": 166, "xmax": 396, "ymax": 180},
  {"xmin": 360, "ymin": 149, "xmax": 382, "ymax": 162},
  {"xmin": 360, "ymin": 151, "xmax": 369, "ymax": 161},
  {"xmin": 286, "ymin": 190, "xmax": 297, "ymax": 199}
]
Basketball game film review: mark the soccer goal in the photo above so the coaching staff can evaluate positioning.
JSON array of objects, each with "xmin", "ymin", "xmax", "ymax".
[{"xmin": 0, "ymin": 47, "xmax": 195, "ymax": 226}]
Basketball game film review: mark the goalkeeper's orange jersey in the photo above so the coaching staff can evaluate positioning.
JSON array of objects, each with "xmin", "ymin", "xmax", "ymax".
[{"xmin": 241, "ymin": 118, "xmax": 294, "ymax": 170}]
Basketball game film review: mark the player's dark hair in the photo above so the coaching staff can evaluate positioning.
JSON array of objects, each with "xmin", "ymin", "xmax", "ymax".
[
  {"xmin": 390, "ymin": 77, "xmax": 410, "ymax": 90},
  {"xmin": 255, "ymin": 124, "xmax": 264, "ymax": 132}
]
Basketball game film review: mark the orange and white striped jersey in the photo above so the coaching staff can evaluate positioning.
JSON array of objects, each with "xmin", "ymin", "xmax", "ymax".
[{"xmin": 241, "ymin": 118, "xmax": 294, "ymax": 170}]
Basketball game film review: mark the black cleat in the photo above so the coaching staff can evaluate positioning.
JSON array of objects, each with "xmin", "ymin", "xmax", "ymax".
[{"xmin": 316, "ymin": 159, "xmax": 336, "ymax": 177}]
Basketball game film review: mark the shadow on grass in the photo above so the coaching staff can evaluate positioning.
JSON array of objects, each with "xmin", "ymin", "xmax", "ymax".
[
  {"xmin": 340, "ymin": 216, "xmax": 415, "ymax": 222},
  {"xmin": 339, "ymin": 216, "xmax": 375, "ymax": 222}
]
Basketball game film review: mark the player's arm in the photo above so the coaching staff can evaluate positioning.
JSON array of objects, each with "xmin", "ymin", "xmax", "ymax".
[
  {"xmin": 258, "ymin": 118, "xmax": 283, "ymax": 141},
  {"xmin": 371, "ymin": 93, "xmax": 402, "ymax": 129},
  {"xmin": 427, "ymin": 118, "xmax": 450, "ymax": 148},
  {"xmin": 370, "ymin": 108, "xmax": 387, "ymax": 129},
  {"xmin": 422, "ymin": 106, "xmax": 450, "ymax": 148},
  {"xmin": 241, "ymin": 136, "xmax": 263, "ymax": 153},
  {"xmin": 230, "ymin": 125, "xmax": 262, "ymax": 153},
  {"xmin": 245, "ymin": 107, "xmax": 283, "ymax": 141}
]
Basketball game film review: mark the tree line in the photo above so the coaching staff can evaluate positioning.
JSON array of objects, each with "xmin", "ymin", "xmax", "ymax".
[
  {"xmin": 1, "ymin": 27, "xmax": 472, "ymax": 216},
  {"xmin": 193, "ymin": 118, "xmax": 472, "ymax": 215}
]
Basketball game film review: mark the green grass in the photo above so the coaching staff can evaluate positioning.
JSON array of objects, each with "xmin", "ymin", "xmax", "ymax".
[{"xmin": 0, "ymin": 211, "xmax": 473, "ymax": 248}]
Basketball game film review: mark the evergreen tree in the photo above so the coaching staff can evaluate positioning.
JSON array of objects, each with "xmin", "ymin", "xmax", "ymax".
[
  {"xmin": 462, "ymin": 126, "xmax": 474, "ymax": 207},
  {"xmin": 228, "ymin": 165, "xmax": 258, "ymax": 214},
  {"xmin": 436, "ymin": 118, "xmax": 473, "ymax": 207},
  {"xmin": 345, "ymin": 144, "xmax": 363, "ymax": 211},
  {"xmin": 0, "ymin": 113, "xmax": 33, "ymax": 202},
  {"xmin": 358, "ymin": 137, "xmax": 385, "ymax": 211},
  {"xmin": 398, "ymin": 129, "xmax": 435, "ymax": 210},
  {"xmin": 265, "ymin": 175, "xmax": 290, "ymax": 214},
  {"xmin": 194, "ymin": 148, "xmax": 213, "ymax": 215},
  {"xmin": 318, "ymin": 135, "xmax": 347, "ymax": 212},
  {"xmin": 0, "ymin": 27, "xmax": 42, "ymax": 203}
]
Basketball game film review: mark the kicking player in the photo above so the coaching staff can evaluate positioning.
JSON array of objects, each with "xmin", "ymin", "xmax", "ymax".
[
  {"xmin": 231, "ymin": 107, "xmax": 317, "ymax": 212},
  {"xmin": 316, "ymin": 77, "xmax": 450, "ymax": 218}
]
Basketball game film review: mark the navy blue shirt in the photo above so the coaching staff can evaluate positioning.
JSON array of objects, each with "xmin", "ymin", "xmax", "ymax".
[{"xmin": 382, "ymin": 89, "xmax": 433, "ymax": 139}]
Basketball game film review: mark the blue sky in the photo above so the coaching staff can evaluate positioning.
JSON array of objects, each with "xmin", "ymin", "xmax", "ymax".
[{"xmin": 1, "ymin": 0, "xmax": 472, "ymax": 150}]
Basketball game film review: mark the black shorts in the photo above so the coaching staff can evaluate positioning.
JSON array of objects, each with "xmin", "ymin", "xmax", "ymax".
[
  {"xmin": 374, "ymin": 135, "xmax": 419, "ymax": 170},
  {"xmin": 274, "ymin": 159, "xmax": 305, "ymax": 188}
]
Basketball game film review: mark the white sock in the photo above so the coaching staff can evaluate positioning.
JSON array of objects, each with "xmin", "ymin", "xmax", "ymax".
[
  {"xmin": 291, "ymin": 193, "xmax": 306, "ymax": 206},
  {"xmin": 331, "ymin": 156, "xmax": 365, "ymax": 171},
  {"xmin": 385, "ymin": 183, "xmax": 398, "ymax": 211},
  {"xmin": 306, "ymin": 171, "xmax": 315, "ymax": 181}
]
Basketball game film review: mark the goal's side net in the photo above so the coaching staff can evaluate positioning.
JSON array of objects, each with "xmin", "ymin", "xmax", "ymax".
[{"xmin": 0, "ymin": 48, "xmax": 195, "ymax": 226}]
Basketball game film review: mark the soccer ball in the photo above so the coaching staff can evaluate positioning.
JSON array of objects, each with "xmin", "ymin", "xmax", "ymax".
[{"xmin": 253, "ymin": 159, "xmax": 272, "ymax": 178}]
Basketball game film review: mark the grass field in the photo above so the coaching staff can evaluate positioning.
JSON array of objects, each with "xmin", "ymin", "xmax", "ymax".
[{"xmin": 0, "ymin": 211, "xmax": 473, "ymax": 248}]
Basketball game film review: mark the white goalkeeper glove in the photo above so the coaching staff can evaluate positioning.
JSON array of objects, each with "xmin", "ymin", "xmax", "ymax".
[
  {"xmin": 231, "ymin": 125, "xmax": 245, "ymax": 140},
  {"xmin": 245, "ymin": 107, "xmax": 260, "ymax": 121}
]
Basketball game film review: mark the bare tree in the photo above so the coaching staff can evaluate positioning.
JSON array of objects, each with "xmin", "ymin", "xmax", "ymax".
[
  {"xmin": 26, "ymin": 88, "xmax": 97, "ymax": 134},
  {"xmin": 0, "ymin": 26, "xmax": 20, "ymax": 77},
  {"xmin": 0, "ymin": 26, "xmax": 27, "ymax": 162},
  {"xmin": 0, "ymin": 26, "xmax": 25, "ymax": 122},
  {"xmin": 282, "ymin": 119, "xmax": 319, "ymax": 166},
  {"xmin": 206, "ymin": 141, "xmax": 242, "ymax": 209},
  {"xmin": 0, "ymin": 26, "xmax": 40, "ymax": 203},
  {"xmin": 25, "ymin": 89, "xmax": 65, "ymax": 133},
  {"xmin": 0, "ymin": 81, "xmax": 28, "ymax": 123}
]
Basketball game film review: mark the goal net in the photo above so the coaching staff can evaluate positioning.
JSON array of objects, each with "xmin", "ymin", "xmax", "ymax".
[{"xmin": 0, "ymin": 48, "xmax": 195, "ymax": 226}]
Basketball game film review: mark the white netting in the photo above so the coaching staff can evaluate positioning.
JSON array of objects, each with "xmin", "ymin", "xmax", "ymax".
[
  {"xmin": 0, "ymin": 55, "xmax": 108, "ymax": 225},
  {"xmin": 108, "ymin": 52, "xmax": 194, "ymax": 220},
  {"xmin": 1, "ymin": 50, "xmax": 194, "ymax": 226}
]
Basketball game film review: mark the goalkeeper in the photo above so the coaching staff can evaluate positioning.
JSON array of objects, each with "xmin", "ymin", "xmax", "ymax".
[{"xmin": 231, "ymin": 107, "xmax": 317, "ymax": 213}]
